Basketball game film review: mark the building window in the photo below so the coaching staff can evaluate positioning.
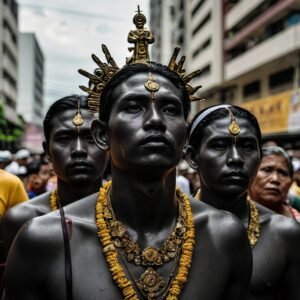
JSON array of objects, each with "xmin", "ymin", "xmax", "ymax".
[
  {"xmin": 3, "ymin": 19, "xmax": 17, "ymax": 45},
  {"xmin": 269, "ymin": 67, "xmax": 294, "ymax": 90},
  {"xmin": 192, "ymin": 12, "xmax": 211, "ymax": 36},
  {"xmin": 192, "ymin": 38, "xmax": 211, "ymax": 58},
  {"xmin": 221, "ymin": 86, "xmax": 236, "ymax": 103},
  {"xmin": 3, "ymin": 43, "xmax": 17, "ymax": 67},
  {"xmin": 243, "ymin": 80, "xmax": 260, "ymax": 98},
  {"xmin": 3, "ymin": 69, "xmax": 17, "ymax": 89},
  {"xmin": 191, "ymin": 0, "xmax": 206, "ymax": 17}
]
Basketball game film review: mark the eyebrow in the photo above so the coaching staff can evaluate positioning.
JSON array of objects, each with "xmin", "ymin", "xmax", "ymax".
[
  {"xmin": 53, "ymin": 127, "xmax": 91, "ymax": 135},
  {"xmin": 207, "ymin": 135, "xmax": 258, "ymax": 142},
  {"xmin": 118, "ymin": 91, "xmax": 182, "ymax": 104}
]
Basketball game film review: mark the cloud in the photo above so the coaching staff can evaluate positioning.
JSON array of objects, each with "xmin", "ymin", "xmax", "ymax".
[{"xmin": 17, "ymin": 0, "xmax": 150, "ymax": 114}]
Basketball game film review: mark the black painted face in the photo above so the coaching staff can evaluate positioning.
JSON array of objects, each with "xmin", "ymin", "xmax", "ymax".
[
  {"xmin": 46, "ymin": 109, "xmax": 108, "ymax": 185},
  {"xmin": 193, "ymin": 117, "xmax": 261, "ymax": 196},
  {"xmin": 102, "ymin": 72, "xmax": 187, "ymax": 175}
]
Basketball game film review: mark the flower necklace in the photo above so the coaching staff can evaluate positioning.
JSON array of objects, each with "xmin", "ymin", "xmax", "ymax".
[
  {"xmin": 50, "ymin": 189, "xmax": 59, "ymax": 211},
  {"xmin": 96, "ymin": 180, "xmax": 195, "ymax": 300},
  {"xmin": 247, "ymin": 196, "xmax": 260, "ymax": 248}
]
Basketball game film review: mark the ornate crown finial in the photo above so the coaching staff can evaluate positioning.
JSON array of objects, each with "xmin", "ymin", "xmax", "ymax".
[{"xmin": 79, "ymin": 7, "xmax": 204, "ymax": 112}]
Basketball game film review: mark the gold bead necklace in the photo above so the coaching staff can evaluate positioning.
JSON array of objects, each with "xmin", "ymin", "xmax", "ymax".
[
  {"xmin": 50, "ymin": 189, "xmax": 59, "ymax": 211},
  {"xmin": 247, "ymin": 197, "xmax": 260, "ymax": 248}
]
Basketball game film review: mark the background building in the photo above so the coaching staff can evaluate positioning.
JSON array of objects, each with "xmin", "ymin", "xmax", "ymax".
[
  {"xmin": 17, "ymin": 32, "xmax": 45, "ymax": 152},
  {"xmin": 0, "ymin": 0, "xmax": 23, "ymax": 150},
  {"xmin": 150, "ymin": 0, "xmax": 300, "ymax": 147}
]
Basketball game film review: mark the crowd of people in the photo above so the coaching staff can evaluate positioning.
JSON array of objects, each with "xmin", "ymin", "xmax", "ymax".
[{"xmin": 0, "ymin": 7, "xmax": 299, "ymax": 300}]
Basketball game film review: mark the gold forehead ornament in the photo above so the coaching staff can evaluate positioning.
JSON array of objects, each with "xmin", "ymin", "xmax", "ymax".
[
  {"xmin": 144, "ymin": 72, "xmax": 160, "ymax": 92},
  {"xmin": 78, "ymin": 7, "xmax": 204, "ymax": 113},
  {"xmin": 226, "ymin": 107, "xmax": 240, "ymax": 136},
  {"xmin": 72, "ymin": 100, "xmax": 84, "ymax": 127}
]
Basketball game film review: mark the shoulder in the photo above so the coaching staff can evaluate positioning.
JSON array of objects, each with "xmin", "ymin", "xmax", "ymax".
[
  {"xmin": 11, "ymin": 212, "xmax": 63, "ymax": 255},
  {"xmin": 270, "ymin": 213, "xmax": 300, "ymax": 241},
  {"xmin": 3, "ymin": 192, "xmax": 51, "ymax": 226},
  {"xmin": 257, "ymin": 202, "xmax": 300, "ymax": 246},
  {"xmin": 190, "ymin": 197, "xmax": 248, "ymax": 243}
]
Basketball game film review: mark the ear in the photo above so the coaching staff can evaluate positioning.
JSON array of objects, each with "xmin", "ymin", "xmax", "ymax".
[
  {"xmin": 42, "ymin": 141, "xmax": 51, "ymax": 162},
  {"xmin": 91, "ymin": 119, "xmax": 110, "ymax": 151},
  {"xmin": 185, "ymin": 145, "xmax": 199, "ymax": 170}
]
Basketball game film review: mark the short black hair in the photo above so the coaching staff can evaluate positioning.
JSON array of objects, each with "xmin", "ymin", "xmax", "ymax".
[
  {"xmin": 43, "ymin": 95, "xmax": 88, "ymax": 143},
  {"xmin": 99, "ymin": 62, "xmax": 190, "ymax": 122},
  {"xmin": 188, "ymin": 105, "xmax": 262, "ymax": 150},
  {"xmin": 262, "ymin": 146, "xmax": 294, "ymax": 177}
]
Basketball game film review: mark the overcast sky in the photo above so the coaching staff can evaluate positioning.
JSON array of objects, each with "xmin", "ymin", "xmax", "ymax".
[{"xmin": 17, "ymin": 0, "xmax": 150, "ymax": 111}]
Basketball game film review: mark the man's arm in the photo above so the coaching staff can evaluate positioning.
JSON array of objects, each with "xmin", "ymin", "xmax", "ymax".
[{"xmin": 280, "ymin": 219, "xmax": 300, "ymax": 299}]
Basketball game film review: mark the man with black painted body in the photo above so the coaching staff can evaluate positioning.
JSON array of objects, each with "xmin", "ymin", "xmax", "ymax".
[
  {"xmin": 1, "ymin": 95, "xmax": 108, "ymax": 262},
  {"xmin": 5, "ymin": 11, "xmax": 252, "ymax": 300},
  {"xmin": 186, "ymin": 104, "xmax": 300, "ymax": 300}
]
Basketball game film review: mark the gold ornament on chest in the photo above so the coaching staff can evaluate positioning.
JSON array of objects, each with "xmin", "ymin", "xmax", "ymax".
[{"xmin": 96, "ymin": 181, "xmax": 195, "ymax": 300}]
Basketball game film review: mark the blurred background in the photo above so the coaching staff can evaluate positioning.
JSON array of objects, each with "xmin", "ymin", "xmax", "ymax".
[{"xmin": 1, "ymin": 0, "xmax": 300, "ymax": 155}]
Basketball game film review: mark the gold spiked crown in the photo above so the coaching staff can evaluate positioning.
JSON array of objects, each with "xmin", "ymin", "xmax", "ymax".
[{"xmin": 78, "ymin": 6, "xmax": 204, "ymax": 113}]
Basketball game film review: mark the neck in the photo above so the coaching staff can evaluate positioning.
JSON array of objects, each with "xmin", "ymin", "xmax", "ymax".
[
  {"xmin": 56, "ymin": 177, "xmax": 102, "ymax": 206},
  {"xmin": 201, "ymin": 188, "xmax": 249, "ymax": 222},
  {"xmin": 110, "ymin": 166, "xmax": 178, "ymax": 233}
]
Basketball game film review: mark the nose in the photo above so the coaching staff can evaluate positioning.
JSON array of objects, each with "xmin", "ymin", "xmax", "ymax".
[
  {"xmin": 143, "ymin": 102, "xmax": 166, "ymax": 131},
  {"xmin": 227, "ymin": 145, "xmax": 244, "ymax": 167},
  {"xmin": 71, "ymin": 137, "xmax": 87, "ymax": 158},
  {"xmin": 269, "ymin": 171, "xmax": 280, "ymax": 184}
]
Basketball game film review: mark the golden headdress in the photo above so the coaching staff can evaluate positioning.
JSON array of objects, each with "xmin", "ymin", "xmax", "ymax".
[{"xmin": 78, "ymin": 6, "xmax": 204, "ymax": 113}]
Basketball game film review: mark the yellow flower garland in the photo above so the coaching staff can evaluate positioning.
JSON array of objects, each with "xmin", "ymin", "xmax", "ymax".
[{"xmin": 96, "ymin": 180, "xmax": 195, "ymax": 300}]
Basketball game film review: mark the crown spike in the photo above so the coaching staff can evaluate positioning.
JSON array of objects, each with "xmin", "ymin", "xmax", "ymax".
[
  {"xmin": 91, "ymin": 54, "xmax": 104, "ymax": 68},
  {"xmin": 101, "ymin": 44, "xmax": 118, "ymax": 68},
  {"xmin": 168, "ymin": 47, "xmax": 180, "ymax": 70},
  {"xmin": 78, "ymin": 69, "xmax": 101, "ymax": 83},
  {"xmin": 183, "ymin": 69, "xmax": 203, "ymax": 83}
]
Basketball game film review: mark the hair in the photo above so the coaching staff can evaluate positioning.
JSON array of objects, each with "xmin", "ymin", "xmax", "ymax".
[
  {"xmin": 262, "ymin": 146, "xmax": 294, "ymax": 177},
  {"xmin": 99, "ymin": 62, "xmax": 190, "ymax": 122},
  {"xmin": 43, "ymin": 94, "xmax": 88, "ymax": 143},
  {"xmin": 188, "ymin": 105, "xmax": 262, "ymax": 150}
]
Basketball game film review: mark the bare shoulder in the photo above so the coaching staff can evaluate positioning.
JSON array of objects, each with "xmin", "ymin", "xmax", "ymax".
[
  {"xmin": 256, "ymin": 202, "xmax": 300, "ymax": 241},
  {"xmin": 270, "ymin": 213, "xmax": 300, "ymax": 244},
  {"xmin": 11, "ymin": 212, "xmax": 63, "ymax": 253},
  {"xmin": 190, "ymin": 197, "xmax": 248, "ymax": 246},
  {"xmin": 3, "ymin": 192, "xmax": 51, "ymax": 224},
  {"xmin": 1, "ymin": 192, "xmax": 52, "ymax": 257}
]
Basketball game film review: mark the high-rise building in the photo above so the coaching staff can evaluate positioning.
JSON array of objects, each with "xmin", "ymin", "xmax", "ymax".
[
  {"xmin": 150, "ymin": 0, "xmax": 300, "ymax": 145},
  {"xmin": 18, "ymin": 32, "xmax": 44, "ymax": 125},
  {"xmin": 0, "ymin": 0, "xmax": 20, "ymax": 149},
  {"xmin": 17, "ymin": 32, "xmax": 45, "ymax": 152}
]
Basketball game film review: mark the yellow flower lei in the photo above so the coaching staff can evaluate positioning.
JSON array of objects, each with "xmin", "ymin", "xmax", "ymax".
[
  {"xmin": 96, "ymin": 180, "xmax": 195, "ymax": 300},
  {"xmin": 50, "ymin": 189, "xmax": 59, "ymax": 211}
]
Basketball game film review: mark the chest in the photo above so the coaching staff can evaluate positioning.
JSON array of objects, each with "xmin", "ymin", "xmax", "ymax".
[{"xmin": 250, "ymin": 225, "xmax": 286, "ymax": 297}]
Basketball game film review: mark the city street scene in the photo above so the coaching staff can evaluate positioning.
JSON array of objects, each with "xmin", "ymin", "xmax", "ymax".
[{"xmin": 0, "ymin": 0, "xmax": 300, "ymax": 299}]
